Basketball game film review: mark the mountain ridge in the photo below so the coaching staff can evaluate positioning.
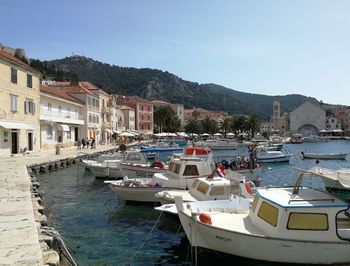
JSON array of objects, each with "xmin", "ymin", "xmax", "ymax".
[{"xmin": 30, "ymin": 55, "xmax": 340, "ymax": 120}]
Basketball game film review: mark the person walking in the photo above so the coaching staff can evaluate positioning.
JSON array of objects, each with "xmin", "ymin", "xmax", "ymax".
[
  {"xmin": 91, "ymin": 138, "xmax": 95, "ymax": 149},
  {"xmin": 82, "ymin": 138, "xmax": 86, "ymax": 149}
]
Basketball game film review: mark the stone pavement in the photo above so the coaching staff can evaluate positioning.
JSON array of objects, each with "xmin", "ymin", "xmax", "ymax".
[{"xmin": 0, "ymin": 143, "xmax": 128, "ymax": 265}]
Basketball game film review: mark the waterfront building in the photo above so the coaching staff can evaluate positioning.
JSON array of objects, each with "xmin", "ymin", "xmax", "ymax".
[
  {"xmin": 40, "ymin": 85, "xmax": 85, "ymax": 149},
  {"xmin": 0, "ymin": 50, "xmax": 41, "ymax": 156},
  {"xmin": 270, "ymin": 100, "xmax": 290, "ymax": 136},
  {"xmin": 184, "ymin": 108, "xmax": 224, "ymax": 124},
  {"xmin": 120, "ymin": 105, "xmax": 135, "ymax": 130},
  {"xmin": 326, "ymin": 116, "xmax": 342, "ymax": 131},
  {"xmin": 334, "ymin": 107, "xmax": 350, "ymax": 135},
  {"xmin": 290, "ymin": 101, "xmax": 326, "ymax": 136},
  {"xmin": 150, "ymin": 100, "xmax": 184, "ymax": 126},
  {"xmin": 87, "ymin": 85, "xmax": 113, "ymax": 144},
  {"xmin": 47, "ymin": 81, "xmax": 102, "ymax": 144},
  {"xmin": 113, "ymin": 95, "xmax": 153, "ymax": 134}
]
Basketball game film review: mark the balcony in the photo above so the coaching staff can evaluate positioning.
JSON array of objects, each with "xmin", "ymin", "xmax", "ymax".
[
  {"xmin": 102, "ymin": 106, "xmax": 112, "ymax": 114},
  {"xmin": 102, "ymin": 121, "xmax": 112, "ymax": 128},
  {"xmin": 40, "ymin": 110, "xmax": 85, "ymax": 125}
]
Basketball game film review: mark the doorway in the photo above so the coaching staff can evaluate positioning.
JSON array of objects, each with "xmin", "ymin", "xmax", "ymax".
[
  {"xmin": 28, "ymin": 132, "xmax": 33, "ymax": 151},
  {"xmin": 75, "ymin": 127, "xmax": 78, "ymax": 141},
  {"xmin": 11, "ymin": 131, "xmax": 18, "ymax": 154}
]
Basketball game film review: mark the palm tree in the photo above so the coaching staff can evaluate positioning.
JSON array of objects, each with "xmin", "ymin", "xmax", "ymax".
[
  {"xmin": 219, "ymin": 117, "xmax": 232, "ymax": 138},
  {"xmin": 201, "ymin": 117, "xmax": 218, "ymax": 135},
  {"xmin": 247, "ymin": 113, "xmax": 261, "ymax": 138}
]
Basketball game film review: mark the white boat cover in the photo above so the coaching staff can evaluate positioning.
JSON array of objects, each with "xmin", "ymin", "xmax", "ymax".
[{"xmin": 297, "ymin": 166, "xmax": 350, "ymax": 188}]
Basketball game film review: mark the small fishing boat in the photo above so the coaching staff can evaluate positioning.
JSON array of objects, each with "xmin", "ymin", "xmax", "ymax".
[
  {"xmin": 106, "ymin": 155, "xmax": 215, "ymax": 202},
  {"xmin": 154, "ymin": 174, "xmax": 255, "ymax": 214},
  {"xmin": 175, "ymin": 168, "xmax": 350, "ymax": 264},
  {"xmin": 120, "ymin": 160, "xmax": 167, "ymax": 179},
  {"xmin": 289, "ymin": 133, "xmax": 303, "ymax": 144},
  {"xmin": 301, "ymin": 151, "xmax": 348, "ymax": 160},
  {"xmin": 193, "ymin": 139, "xmax": 239, "ymax": 150},
  {"xmin": 256, "ymin": 149, "xmax": 293, "ymax": 163},
  {"xmin": 82, "ymin": 150, "xmax": 148, "ymax": 179}
]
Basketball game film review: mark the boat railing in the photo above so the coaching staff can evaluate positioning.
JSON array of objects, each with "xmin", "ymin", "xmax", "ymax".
[{"xmin": 288, "ymin": 198, "xmax": 335, "ymax": 204}]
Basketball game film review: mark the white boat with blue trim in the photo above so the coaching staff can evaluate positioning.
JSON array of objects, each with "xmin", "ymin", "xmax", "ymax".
[{"xmin": 175, "ymin": 168, "xmax": 350, "ymax": 264}]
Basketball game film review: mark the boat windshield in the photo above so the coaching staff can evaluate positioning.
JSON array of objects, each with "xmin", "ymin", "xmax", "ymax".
[{"xmin": 336, "ymin": 210, "xmax": 350, "ymax": 240}]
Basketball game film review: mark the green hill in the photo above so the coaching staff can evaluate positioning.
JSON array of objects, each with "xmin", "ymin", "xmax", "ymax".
[{"xmin": 30, "ymin": 55, "xmax": 339, "ymax": 120}]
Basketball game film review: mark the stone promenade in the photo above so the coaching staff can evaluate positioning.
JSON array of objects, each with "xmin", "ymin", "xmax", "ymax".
[{"xmin": 0, "ymin": 143, "xmax": 122, "ymax": 265}]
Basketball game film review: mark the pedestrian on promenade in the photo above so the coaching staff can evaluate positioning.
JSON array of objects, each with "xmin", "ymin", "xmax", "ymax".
[
  {"xmin": 82, "ymin": 138, "xmax": 86, "ymax": 149},
  {"xmin": 77, "ymin": 139, "xmax": 82, "ymax": 150},
  {"xmin": 91, "ymin": 138, "xmax": 95, "ymax": 149}
]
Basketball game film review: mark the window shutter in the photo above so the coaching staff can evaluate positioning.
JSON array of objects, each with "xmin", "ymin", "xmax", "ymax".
[
  {"xmin": 24, "ymin": 101, "xmax": 28, "ymax": 114},
  {"xmin": 32, "ymin": 102, "xmax": 35, "ymax": 115}
]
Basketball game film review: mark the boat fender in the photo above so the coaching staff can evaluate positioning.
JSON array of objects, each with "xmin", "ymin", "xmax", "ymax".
[
  {"xmin": 199, "ymin": 213, "xmax": 212, "ymax": 225},
  {"xmin": 151, "ymin": 160, "xmax": 165, "ymax": 169},
  {"xmin": 244, "ymin": 182, "xmax": 252, "ymax": 195}
]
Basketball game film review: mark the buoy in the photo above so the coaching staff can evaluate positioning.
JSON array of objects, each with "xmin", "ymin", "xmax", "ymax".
[
  {"xmin": 199, "ymin": 213, "xmax": 212, "ymax": 225},
  {"xmin": 244, "ymin": 182, "xmax": 252, "ymax": 194},
  {"xmin": 316, "ymin": 159, "xmax": 320, "ymax": 164},
  {"xmin": 268, "ymin": 167, "xmax": 272, "ymax": 171}
]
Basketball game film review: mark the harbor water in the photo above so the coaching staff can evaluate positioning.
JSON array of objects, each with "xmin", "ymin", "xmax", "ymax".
[{"xmin": 38, "ymin": 140, "xmax": 350, "ymax": 265}]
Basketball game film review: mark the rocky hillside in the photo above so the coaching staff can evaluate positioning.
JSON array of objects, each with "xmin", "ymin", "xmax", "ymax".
[{"xmin": 31, "ymin": 55, "xmax": 338, "ymax": 120}]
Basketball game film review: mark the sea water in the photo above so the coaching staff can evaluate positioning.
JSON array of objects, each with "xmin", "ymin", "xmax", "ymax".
[{"xmin": 38, "ymin": 140, "xmax": 350, "ymax": 265}]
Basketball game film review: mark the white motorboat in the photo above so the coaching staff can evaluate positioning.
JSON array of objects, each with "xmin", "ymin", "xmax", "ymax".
[
  {"xmin": 83, "ymin": 159, "xmax": 123, "ymax": 179},
  {"xmin": 301, "ymin": 151, "xmax": 348, "ymax": 160},
  {"xmin": 154, "ymin": 174, "xmax": 255, "ymax": 214},
  {"xmin": 106, "ymin": 155, "xmax": 215, "ymax": 202},
  {"xmin": 82, "ymin": 150, "xmax": 148, "ymax": 179},
  {"xmin": 193, "ymin": 139, "xmax": 239, "ymax": 150},
  {"xmin": 289, "ymin": 133, "xmax": 303, "ymax": 144},
  {"xmin": 120, "ymin": 160, "xmax": 168, "ymax": 179},
  {"xmin": 255, "ymin": 149, "xmax": 293, "ymax": 163},
  {"xmin": 175, "ymin": 170, "xmax": 350, "ymax": 265}
]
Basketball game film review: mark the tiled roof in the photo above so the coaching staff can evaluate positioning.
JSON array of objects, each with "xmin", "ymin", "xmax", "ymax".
[
  {"xmin": 40, "ymin": 85, "xmax": 84, "ymax": 104},
  {"xmin": 0, "ymin": 49, "xmax": 41, "ymax": 75},
  {"xmin": 120, "ymin": 105, "xmax": 134, "ymax": 110},
  {"xmin": 150, "ymin": 100, "xmax": 170, "ymax": 104},
  {"xmin": 48, "ymin": 81, "xmax": 97, "ymax": 96}
]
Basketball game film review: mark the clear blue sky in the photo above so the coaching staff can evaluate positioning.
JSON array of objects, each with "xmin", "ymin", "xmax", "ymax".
[{"xmin": 1, "ymin": 0, "xmax": 350, "ymax": 105}]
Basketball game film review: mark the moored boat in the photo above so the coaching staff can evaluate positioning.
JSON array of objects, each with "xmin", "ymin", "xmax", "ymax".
[
  {"xmin": 255, "ymin": 149, "xmax": 293, "ymax": 163},
  {"xmin": 301, "ymin": 151, "xmax": 348, "ymax": 160},
  {"xmin": 175, "ymin": 169, "xmax": 350, "ymax": 264},
  {"xmin": 106, "ymin": 155, "xmax": 215, "ymax": 202},
  {"xmin": 120, "ymin": 160, "xmax": 167, "ymax": 179}
]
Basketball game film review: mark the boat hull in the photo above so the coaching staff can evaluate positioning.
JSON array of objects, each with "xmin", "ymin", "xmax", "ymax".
[
  {"xmin": 302, "ymin": 153, "xmax": 347, "ymax": 160},
  {"xmin": 256, "ymin": 154, "xmax": 292, "ymax": 163},
  {"xmin": 121, "ymin": 164, "xmax": 167, "ymax": 179},
  {"xmin": 89, "ymin": 165, "xmax": 123, "ymax": 179},
  {"xmin": 178, "ymin": 211, "xmax": 350, "ymax": 264},
  {"xmin": 110, "ymin": 185, "xmax": 168, "ymax": 202}
]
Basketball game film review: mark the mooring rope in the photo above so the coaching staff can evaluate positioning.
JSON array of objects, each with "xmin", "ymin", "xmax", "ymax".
[{"xmin": 125, "ymin": 211, "xmax": 163, "ymax": 265}]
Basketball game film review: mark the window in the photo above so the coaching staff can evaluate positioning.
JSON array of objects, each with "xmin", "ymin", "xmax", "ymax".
[
  {"xmin": 183, "ymin": 165, "xmax": 199, "ymax": 176},
  {"xmin": 58, "ymin": 106, "xmax": 62, "ymax": 112},
  {"xmin": 258, "ymin": 201, "xmax": 278, "ymax": 227},
  {"xmin": 24, "ymin": 99, "xmax": 35, "ymax": 115},
  {"xmin": 11, "ymin": 68, "xmax": 17, "ymax": 84},
  {"xmin": 10, "ymin": 95, "xmax": 18, "ymax": 112},
  {"xmin": 141, "ymin": 105, "xmax": 144, "ymax": 111},
  {"xmin": 67, "ymin": 108, "xmax": 71, "ymax": 118},
  {"xmin": 141, "ymin": 115, "xmax": 144, "ymax": 120},
  {"xmin": 27, "ymin": 74, "xmax": 32, "ymax": 88},
  {"xmin": 209, "ymin": 186, "xmax": 226, "ymax": 196},
  {"xmin": 89, "ymin": 114, "xmax": 92, "ymax": 123},
  {"xmin": 173, "ymin": 163, "xmax": 181, "ymax": 174},
  {"xmin": 48, "ymin": 103, "xmax": 52, "ymax": 111},
  {"xmin": 47, "ymin": 124, "xmax": 53, "ymax": 140},
  {"xmin": 196, "ymin": 181, "xmax": 209, "ymax": 195},
  {"xmin": 192, "ymin": 179, "xmax": 200, "ymax": 189},
  {"xmin": 287, "ymin": 213, "xmax": 328, "ymax": 231},
  {"xmin": 67, "ymin": 127, "xmax": 71, "ymax": 139}
]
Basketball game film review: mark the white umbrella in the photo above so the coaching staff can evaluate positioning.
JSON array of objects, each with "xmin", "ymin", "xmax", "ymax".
[
  {"xmin": 226, "ymin": 132, "xmax": 235, "ymax": 136},
  {"xmin": 120, "ymin": 132, "xmax": 134, "ymax": 137},
  {"xmin": 201, "ymin": 133, "xmax": 210, "ymax": 136},
  {"xmin": 214, "ymin": 133, "xmax": 222, "ymax": 136}
]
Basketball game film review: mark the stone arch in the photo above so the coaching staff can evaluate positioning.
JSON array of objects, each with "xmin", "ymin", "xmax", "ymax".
[{"xmin": 297, "ymin": 124, "xmax": 319, "ymax": 136}]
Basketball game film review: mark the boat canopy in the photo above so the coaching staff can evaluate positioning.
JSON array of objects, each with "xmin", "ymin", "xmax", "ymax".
[{"xmin": 296, "ymin": 166, "xmax": 350, "ymax": 188}]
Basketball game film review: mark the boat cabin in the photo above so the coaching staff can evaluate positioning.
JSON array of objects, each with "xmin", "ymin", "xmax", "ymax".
[
  {"xmin": 151, "ymin": 156, "xmax": 215, "ymax": 189},
  {"xmin": 249, "ymin": 187, "xmax": 350, "ymax": 241},
  {"xmin": 190, "ymin": 177, "xmax": 231, "ymax": 200}
]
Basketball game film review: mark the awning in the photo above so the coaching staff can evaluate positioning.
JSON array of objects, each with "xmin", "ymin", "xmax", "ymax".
[
  {"xmin": 0, "ymin": 121, "xmax": 33, "ymax": 130},
  {"xmin": 56, "ymin": 124, "xmax": 70, "ymax": 132},
  {"xmin": 103, "ymin": 129, "xmax": 113, "ymax": 133}
]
